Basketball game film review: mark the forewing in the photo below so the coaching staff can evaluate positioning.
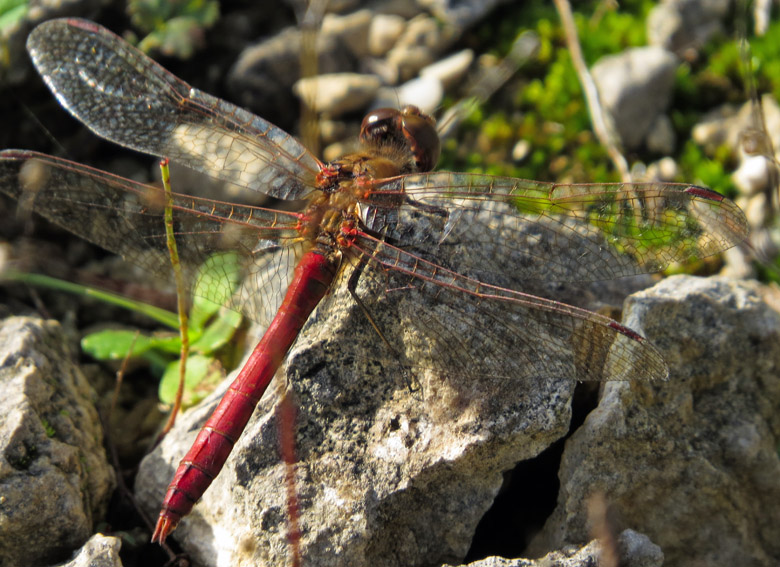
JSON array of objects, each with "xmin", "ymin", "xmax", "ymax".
[
  {"xmin": 26, "ymin": 18, "xmax": 321, "ymax": 200},
  {"xmin": 360, "ymin": 172, "xmax": 748, "ymax": 283},
  {"xmin": 0, "ymin": 150, "xmax": 303, "ymax": 325}
]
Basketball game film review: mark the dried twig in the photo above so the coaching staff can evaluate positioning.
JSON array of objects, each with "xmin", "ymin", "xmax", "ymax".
[{"xmin": 553, "ymin": 0, "xmax": 631, "ymax": 181}]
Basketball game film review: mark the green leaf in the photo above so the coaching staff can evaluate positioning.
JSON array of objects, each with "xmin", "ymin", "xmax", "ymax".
[
  {"xmin": 0, "ymin": 0, "xmax": 28, "ymax": 33},
  {"xmin": 190, "ymin": 251, "xmax": 242, "ymax": 332},
  {"xmin": 81, "ymin": 330, "xmax": 157, "ymax": 360},
  {"xmin": 159, "ymin": 354, "xmax": 224, "ymax": 407},
  {"xmin": 81, "ymin": 329, "xmax": 186, "ymax": 360},
  {"xmin": 190, "ymin": 307, "xmax": 242, "ymax": 353},
  {"xmin": 137, "ymin": 19, "xmax": 200, "ymax": 58}
]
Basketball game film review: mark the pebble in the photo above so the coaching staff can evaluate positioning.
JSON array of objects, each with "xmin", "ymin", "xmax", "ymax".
[
  {"xmin": 420, "ymin": 48, "xmax": 474, "ymax": 90},
  {"xmin": 372, "ymin": 75, "xmax": 444, "ymax": 116},
  {"xmin": 368, "ymin": 13, "xmax": 406, "ymax": 57},
  {"xmin": 294, "ymin": 73, "xmax": 382, "ymax": 116}
]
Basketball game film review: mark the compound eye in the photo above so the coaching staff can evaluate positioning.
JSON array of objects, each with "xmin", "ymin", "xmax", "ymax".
[
  {"xmin": 359, "ymin": 108, "xmax": 401, "ymax": 145},
  {"xmin": 399, "ymin": 106, "xmax": 440, "ymax": 173},
  {"xmin": 358, "ymin": 106, "xmax": 441, "ymax": 173}
]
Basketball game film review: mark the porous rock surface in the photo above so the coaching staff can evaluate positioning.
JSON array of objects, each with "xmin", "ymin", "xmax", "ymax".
[
  {"xmin": 529, "ymin": 276, "xmax": 780, "ymax": 567},
  {"xmin": 0, "ymin": 317, "xmax": 115, "ymax": 567}
]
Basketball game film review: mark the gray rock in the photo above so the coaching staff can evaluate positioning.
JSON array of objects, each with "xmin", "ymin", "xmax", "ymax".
[
  {"xmin": 530, "ymin": 276, "xmax": 780, "ymax": 567},
  {"xmin": 754, "ymin": 0, "xmax": 773, "ymax": 35},
  {"xmin": 0, "ymin": 317, "xmax": 115, "ymax": 567},
  {"xmin": 385, "ymin": 15, "xmax": 459, "ymax": 82},
  {"xmin": 54, "ymin": 534, "xmax": 122, "ymax": 567},
  {"xmin": 739, "ymin": 191, "xmax": 773, "ymax": 236},
  {"xmin": 691, "ymin": 96, "xmax": 780, "ymax": 238},
  {"xmin": 618, "ymin": 529, "xmax": 664, "ymax": 567},
  {"xmin": 691, "ymin": 96, "xmax": 780, "ymax": 267},
  {"xmin": 692, "ymin": 95, "xmax": 780, "ymax": 160},
  {"xmin": 420, "ymin": 48, "xmax": 475, "ymax": 90},
  {"xmin": 644, "ymin": 156, "xmax": 679, "ymax": 182},
  {"xmin": 442, "ymin": 529, "xmax": 661, "ymax": 566},
  {"xmin": 647, "ymin": 0, "xmax": 731, "ymax": 55},
  {"xmin": 136, "ymin": 275, "xmax": 575, "ymax": 566},
  {"xmin": 227, "ymin": 23, "xmax": 353, "ymax": 128},
  {"xmin": 734, "ymin": 154, "xmax": 774, "ymax": 199},
  {"xmin": 224, "ymin": 3, "xmax": 478, "ymax": 137},
  {"xmin": 320, "ymin": 9, "xmax": 372, "ymax": 60},
  {"xmin": 721, "ymin": 244, "xmax": 760, "ymax": 280},
  {"xmin": 418, "ymin": 0, "xmax": 508, "ymax": 29},
  {"xmin": 644, "ymin": 114, "xmax": 676, "ymax": 155},
  {"xmin": 591, "ymin": 47, "xmax": 679, "ymax": 151},
  {"xmin": 134, "ymin": 207, "xmax": 668, "ymax": 567}
]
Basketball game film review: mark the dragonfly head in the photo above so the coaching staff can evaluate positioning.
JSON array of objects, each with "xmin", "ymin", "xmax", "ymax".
[{"xmin": 359, "ymin": 105, "xmax": 440, "ymax": 173}]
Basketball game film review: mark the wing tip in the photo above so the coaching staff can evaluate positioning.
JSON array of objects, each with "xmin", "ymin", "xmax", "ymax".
[{"xmin": 608, "ymin": 320, "xmax": 670, "ymax": 382}]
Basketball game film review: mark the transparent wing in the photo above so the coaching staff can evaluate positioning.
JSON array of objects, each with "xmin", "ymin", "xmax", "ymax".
[
  {"xmin": 26, "ymin": 18, "xmax": 322, "ymax": 200},
  {"xmin": 346, "ymin": 231, "xmax": 667, "ymax": 384},
  {"xmin": 0, "ymin": 150, "xmax": 304, "ymax": 325},
  {"xmin": 359, "ymin": 172, "xmax": 748, "ymax": 284}
]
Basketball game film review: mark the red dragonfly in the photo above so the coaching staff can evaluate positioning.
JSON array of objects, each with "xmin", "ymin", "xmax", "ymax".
[{"xmin": 0, "ymin": 18, "xmax": 747, "ymax": 546}]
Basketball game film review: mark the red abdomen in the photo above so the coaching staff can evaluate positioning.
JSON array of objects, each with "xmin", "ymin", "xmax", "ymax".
[{"xmin": 152, "ymin": 249, "xmax": 338, "ymax": 543}]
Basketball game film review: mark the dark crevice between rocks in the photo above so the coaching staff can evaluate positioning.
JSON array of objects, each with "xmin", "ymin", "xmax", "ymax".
[
  {"xmin": 464, "ymin": 380, "xmax": 601, "ymax": 562},
  {"xmin": 104, "ymin": 488, "xmax": 173, "ymax": 567}
]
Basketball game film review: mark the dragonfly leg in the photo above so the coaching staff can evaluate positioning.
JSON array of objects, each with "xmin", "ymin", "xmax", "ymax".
[{"xmin": 347, "ymin": 251, "xmax": 419, "ymax": 392}]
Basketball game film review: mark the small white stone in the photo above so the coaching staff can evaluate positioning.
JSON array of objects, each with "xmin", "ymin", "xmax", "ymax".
[
  {"xmin": 368, "ymin": 14, "xmax": 406, "ymax": 57},
  {"xmin": 293, "ymin": 73, "xmax": 381, "ymax": 116},
  {"xmin": 420, "ymin": 49, "xmax": 474, "ymax": 90},
  {"xmin": 645, "ymin": 156, "xmax": 678, "ymax": 181},
  {"xmin": 745, "ymin": 192, "xmax": 771, "ymax": 229},
  {"xmin": 512, "ymin": 139, "xmax": 531, "ymax": 162},
  {"xmin": 372, "ymin": 75, "xmax": 443, "ymax": 116},
  {"xmin": 733, "ymin": 154, "xmax": 770, "ymax": 196}
]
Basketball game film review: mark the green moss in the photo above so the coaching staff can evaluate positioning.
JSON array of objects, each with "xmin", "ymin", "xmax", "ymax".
[
  {"xmin": 678, "ymin": 140, "xmax": 735, "ymax": 196},
  {"xmin": 40, "ymin": 417, "xmax": 56, "ymax": 438},
  {"xmin": 439, "ymin": 1, "xmax": 772, "ymax": 196},
  {"xmin": 442, "ymin": 3, "xmax": 669, "ymax": 183}
]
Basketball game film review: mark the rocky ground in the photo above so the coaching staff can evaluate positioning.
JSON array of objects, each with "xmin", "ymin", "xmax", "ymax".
[{"xmin": 1, "ymin": 1, "xmax": 780, "ymax": 566}]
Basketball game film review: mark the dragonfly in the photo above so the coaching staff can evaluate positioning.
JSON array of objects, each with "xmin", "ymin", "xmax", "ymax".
[{"xmin": 0, "ymin": 18, "xmax": 747, "ymax": 547}]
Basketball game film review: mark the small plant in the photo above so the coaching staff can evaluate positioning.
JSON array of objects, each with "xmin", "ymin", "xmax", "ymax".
[
  {"xmin": 85, "ymin": 251, "xmax": 242, "ymax": 407},
  {"xmin": 0, "ymin": 0, "xmax": 28, "ymax": 34},
  {"xmin": 127, "ymin": 0, "xmax": 220, "ymax": 58},
  {"xmin": 3, "ymin": 252, "xmax": 243, "ymax": 408},
  {"xmin": 0, "ymin": 0, "xmax": 28, "ymax": 73}
]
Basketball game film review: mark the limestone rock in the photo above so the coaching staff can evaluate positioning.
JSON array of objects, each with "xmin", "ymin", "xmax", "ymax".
[
  {"xmin": 530, "ymin": 276, "xmax": 780, "ymax": 567},
  {"xmin": 0, "ymin": 317, "xmax": 115, "ymax": 567}
]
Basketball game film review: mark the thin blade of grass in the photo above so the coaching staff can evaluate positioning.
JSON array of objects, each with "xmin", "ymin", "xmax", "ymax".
[
  {"xmin": 157, "ymin": 157, "xmax": 190, "ymax": 439},
  {"xmin": 1, "ymin": 268, "xmax": 180, "ymax": 328}
]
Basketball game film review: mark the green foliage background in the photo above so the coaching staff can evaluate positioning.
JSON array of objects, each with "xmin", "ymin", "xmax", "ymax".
[{"xmin": 439, "ymin": 0, "xmax": 780, "ymax": 205}]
